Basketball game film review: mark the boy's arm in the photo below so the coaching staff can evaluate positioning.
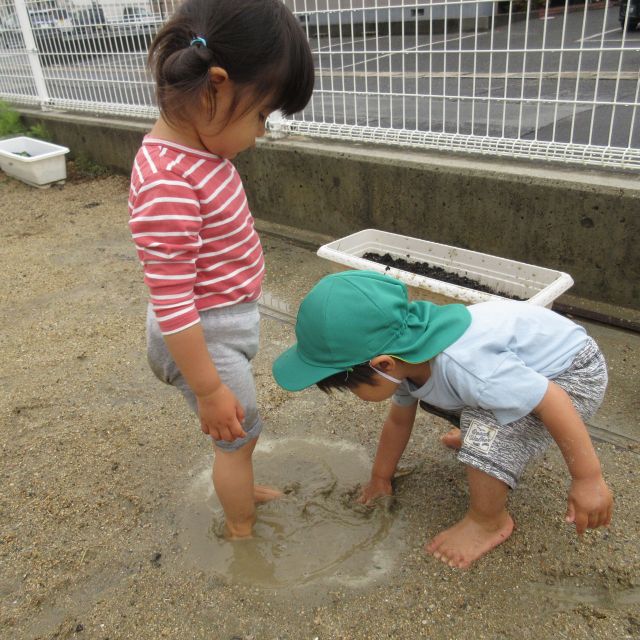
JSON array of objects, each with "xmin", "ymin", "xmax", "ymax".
[
  {"xmin": 534, "ymin": 381, "xmax": 613, "ymax": 534},
  {"xmin": 164, "ymin": 324, "xmax": 246, "ymax": 442},
  {"xmin": 358, "ymin": 401, "xmax": 418, "ymax": 505}
]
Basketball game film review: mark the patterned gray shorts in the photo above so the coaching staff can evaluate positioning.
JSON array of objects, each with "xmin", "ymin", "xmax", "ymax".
[
  {"xmin": 145, "ymin": 302, "xmax": 263, "ymax": 452},
  {"xmin": 457, "ymin": 337, "xmax": 607, "ymax": 489}
]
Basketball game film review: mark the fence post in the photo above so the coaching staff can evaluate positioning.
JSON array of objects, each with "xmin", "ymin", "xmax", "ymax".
[{"xmin": 13, "ymin": 0, "xmax": 50, "ymax": 108}]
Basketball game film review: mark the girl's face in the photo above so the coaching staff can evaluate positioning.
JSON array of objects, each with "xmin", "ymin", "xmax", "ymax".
[{"xmin": 194, "ymin": 74, "xmax": 274, "ymax": 159}]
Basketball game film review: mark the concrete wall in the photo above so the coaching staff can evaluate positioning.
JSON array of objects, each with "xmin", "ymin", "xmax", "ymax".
[
  {"xmin": 234, "ymin": 141, "xmax": 639, "ymax": 314},
  {"xmin": 20, "ymin": 110, "xmax": 640, "ymax": 312}
]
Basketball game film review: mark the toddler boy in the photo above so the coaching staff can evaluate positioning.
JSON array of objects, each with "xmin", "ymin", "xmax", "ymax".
[{"xmin": 272, "ymin": 270, "xmax": 613, "ymax": 568}]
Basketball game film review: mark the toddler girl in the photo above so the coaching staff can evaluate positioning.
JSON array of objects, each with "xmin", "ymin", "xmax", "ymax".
[{"xmin": 128, "ymin": 0, "xmax": 314, "ymax": 537}]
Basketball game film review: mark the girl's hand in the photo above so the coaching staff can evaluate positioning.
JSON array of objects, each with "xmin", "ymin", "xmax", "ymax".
[
  {"xmin": 196, "ymin": 384, "xmax": 246, "ymax": 442},
  {"xmin": 566, "ymin": 475, "xmax": 613, "ymax": 535},
  {"xmin": 357, "ymin": 476, "xmax": 393, "ymax": 506}
]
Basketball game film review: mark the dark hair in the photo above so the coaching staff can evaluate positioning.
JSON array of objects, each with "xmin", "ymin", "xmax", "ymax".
[
  {"xmin": 148, "ymin": 0, "xmax": 314, "ymax": 126},
  {"xmin": 316, "ymin": 363, "xmax": 379, "ymax": 394}
]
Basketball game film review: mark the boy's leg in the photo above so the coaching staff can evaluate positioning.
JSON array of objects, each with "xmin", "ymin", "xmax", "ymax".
[
  {"xmin": 425, "ymin": 466, "xmax": 514, "ymax": 569},
  {"xmin": 417, "ymin": 401, "xmax": 462, "ymax": 450},
  {"xmin": 428, "ymin": 406, "xmax": 551, "ymax": 569},
  {"xmin": 441, "ymin": 428, "xmax": 462, "ymax": 450}
]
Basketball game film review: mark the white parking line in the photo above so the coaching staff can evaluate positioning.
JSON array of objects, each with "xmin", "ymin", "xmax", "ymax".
[
  {"xmin": 335, "ymin": 32, "xmax": 480, "ymax": 72},
  {"xmin": 579, "ymin": 27, "xmax": 622, "ymax": 42},
  {"xmin": 314, "ymin": 69, "xmax": 638, "ymax": 80}
]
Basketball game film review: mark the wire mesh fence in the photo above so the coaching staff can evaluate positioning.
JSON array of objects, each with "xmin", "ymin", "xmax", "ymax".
[
  {"xmin": 0, "ymin": 0, "xmax": 638, "ymax": 169},
  {"xmin": 0, "ymin": 0, "xmax": 172, "ymax": 116}
]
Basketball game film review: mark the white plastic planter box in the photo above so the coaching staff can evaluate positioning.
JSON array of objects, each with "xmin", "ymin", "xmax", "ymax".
[
  {"xmin": 317, "ymin": 229, "xmax": 574, "ymax": 307},
  {"xmin": 0, "ymin": 136, "xmax": 69, "ymax": 187}
]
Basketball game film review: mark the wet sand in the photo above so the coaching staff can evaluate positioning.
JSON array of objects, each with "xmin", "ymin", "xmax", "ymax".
[{"xmin": 1, "ymin": 167, "xmax": 639, "ymax": 639}]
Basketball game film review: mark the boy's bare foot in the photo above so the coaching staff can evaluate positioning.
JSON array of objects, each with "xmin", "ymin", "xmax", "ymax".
[
  {"xmin": 425, "ymin": 511, "xmax": 514, "ymax": 569},
  {"xmin": 440, "ymin": 428, "xmax": 462, "ymax": 450},
  {"xmin": 253, "ymin": 485, "xmax": 283, "ymax": 504}
]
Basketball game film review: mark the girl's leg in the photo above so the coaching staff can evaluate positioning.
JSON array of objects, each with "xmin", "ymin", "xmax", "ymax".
[
  {"xmin": 212, "ymin": 437, "xmax": 283, "ymax": 538},
  {"xmin": 425, "ymin": 465, "xmax": 514, "ymax": 569},
  {"xmin": 213, "ymin": 439, "xmax": 257, "ymax": 539}
]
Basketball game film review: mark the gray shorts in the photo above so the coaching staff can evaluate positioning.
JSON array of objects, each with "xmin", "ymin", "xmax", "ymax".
[
  {"xmin": 146, "ymin": 302, "xmax": 262, "ymax": 451},
  {"xmin": 457, "ymin": 337, "xmax": 607, "ymax": 489}
]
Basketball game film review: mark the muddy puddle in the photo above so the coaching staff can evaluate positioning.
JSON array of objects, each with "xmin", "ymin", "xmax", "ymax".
[{"xmin": 177, "ymin": 437, "xmax": 406, "ymax": 589}]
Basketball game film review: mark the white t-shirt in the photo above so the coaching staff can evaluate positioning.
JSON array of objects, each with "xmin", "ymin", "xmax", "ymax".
[{"xmin": 392, "ymin": 300, "xmax": 588, "ymax": 425}]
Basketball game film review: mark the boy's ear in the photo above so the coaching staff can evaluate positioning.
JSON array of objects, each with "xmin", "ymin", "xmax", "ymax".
[
  {"xmin": 209, "ymin": 67, "xmax": 229, "ymax": 85},
  {"xmin": 370, "ymin": 355, "xmax": 396, "ymax": 372}
]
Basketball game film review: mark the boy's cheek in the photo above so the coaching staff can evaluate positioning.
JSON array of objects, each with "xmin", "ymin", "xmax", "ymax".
[{"xmin": 350, "ymin": 386, "xmax": 394, "ymax": 403}]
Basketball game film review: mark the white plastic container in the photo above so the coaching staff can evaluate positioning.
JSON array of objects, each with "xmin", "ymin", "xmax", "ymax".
[
  {"xmin": 317, "ymin": 229, "xmax": 574, "ymax": 307},
  {"xmin": 0, "ymin": 136, "xmax": 69, "ymax": 187}
]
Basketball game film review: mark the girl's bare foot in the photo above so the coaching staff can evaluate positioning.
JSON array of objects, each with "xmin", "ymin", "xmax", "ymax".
[
  {"xmin": 222, "ymin": 488, "xmax": 280, "ymax": 539},
  {"xmin": 224, "ymin": 524, "xmax": 253, "ymax": 540},
  {"xmin": 425, "ymin": 511, "xmax": 514, "ymax": 569},
  {"xmin": 441, "ymin": 428, "xmax": 462, "ymax": 450},
  {"xmin": 223, "ymin": 510, "xmax": 256, "ymax": 540},
  {"xmin": 253, "ymin": 485, "xmax": 283, "ymax": 504}
]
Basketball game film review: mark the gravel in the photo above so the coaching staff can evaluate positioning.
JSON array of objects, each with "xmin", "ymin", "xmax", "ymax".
[{"xmin": 1, "ymin": 166, "xmax": 639, "ymax": 640}]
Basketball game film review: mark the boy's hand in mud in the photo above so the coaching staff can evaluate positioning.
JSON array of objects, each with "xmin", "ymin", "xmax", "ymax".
[
  {"xmin": 357, "ymin": 476, "xmax": 393, "ymax": 506},
  {"xmin": 566, "ymin": 475, "xmax": 613, "ymax": 535},
  {"xmin": 196, "ymin": 384, "xmax": 246, "ymax": 442}
]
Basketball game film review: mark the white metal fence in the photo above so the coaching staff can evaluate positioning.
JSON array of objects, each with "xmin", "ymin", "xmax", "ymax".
[{"xmin": 0, "ymin": 0, "xmax": 638, "ymax": 169}]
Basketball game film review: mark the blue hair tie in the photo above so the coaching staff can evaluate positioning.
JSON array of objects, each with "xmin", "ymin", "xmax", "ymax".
[{"xmin": 190, "ymin": 36, "xmax": 207, "ymax": 48}]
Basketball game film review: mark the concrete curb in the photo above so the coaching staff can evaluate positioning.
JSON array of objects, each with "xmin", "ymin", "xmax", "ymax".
[{"xmin": 538, "ymin": 1, "xmax": 613, "ymax": 18}]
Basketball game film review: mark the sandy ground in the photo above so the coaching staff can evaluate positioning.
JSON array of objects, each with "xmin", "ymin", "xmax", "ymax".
[{"xmin": 1, "ymin": 166, "xmax": 640, "ymax": 640}]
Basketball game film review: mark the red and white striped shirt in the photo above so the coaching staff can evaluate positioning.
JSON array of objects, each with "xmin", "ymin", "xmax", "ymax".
[{"xmin": 128, "ymin": 137, "xmax": 265, "ymax": 335}]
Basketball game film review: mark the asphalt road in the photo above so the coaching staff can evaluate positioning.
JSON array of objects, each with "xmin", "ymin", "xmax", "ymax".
[
  {"xmin": 306, "ymin": 5, "xmax": 640, "ymax": 146},
  {"xmin": 0, "ymin": 5, "xmax": 638, "ymax": 147}
]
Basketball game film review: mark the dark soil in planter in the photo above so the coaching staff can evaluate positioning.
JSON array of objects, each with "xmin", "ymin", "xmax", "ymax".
[{"xmin": 362, "ymin": 252, "xmax": 525, "ymax": 301}]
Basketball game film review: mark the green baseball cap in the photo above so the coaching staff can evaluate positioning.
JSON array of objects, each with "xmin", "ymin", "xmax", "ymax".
[{"xmin": 272, "ymin": 270, "xmax": 471, "ymax": 391}]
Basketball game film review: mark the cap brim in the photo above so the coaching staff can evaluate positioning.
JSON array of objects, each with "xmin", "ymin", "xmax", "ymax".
[{"xmin": 272, "ymin": 344, "xmax": 344, "ymax": 391}]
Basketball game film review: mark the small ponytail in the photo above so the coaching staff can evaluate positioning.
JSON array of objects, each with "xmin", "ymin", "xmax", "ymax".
[{"xmin": 160, "ymin": 45, "xmax": 214, "ymax": 85}]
